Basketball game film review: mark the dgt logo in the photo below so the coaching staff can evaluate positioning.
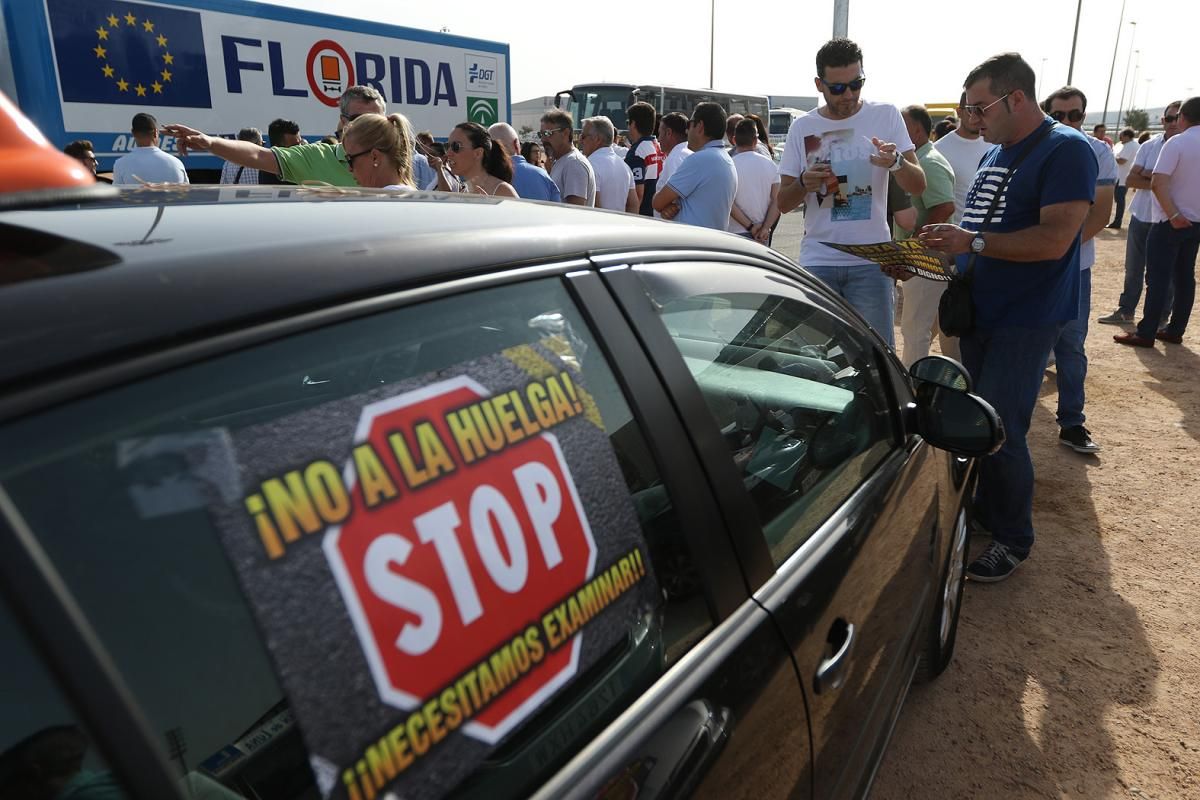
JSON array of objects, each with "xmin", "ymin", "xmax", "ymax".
[
  {"xmin": 465, "ymin": 53, "xmax": 497, "ymax": 92},
  {"xmin": 467, "ymin": 97, "xmax": 498, "ymax": 126}
]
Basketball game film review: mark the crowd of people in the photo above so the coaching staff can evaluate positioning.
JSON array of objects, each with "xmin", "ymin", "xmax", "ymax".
[{"xmin": 60, "ymin": 41, "xmax": 1199, "ymax": 586}]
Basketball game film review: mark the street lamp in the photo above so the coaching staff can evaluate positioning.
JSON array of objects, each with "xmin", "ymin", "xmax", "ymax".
[
  {"xmin": 1115, "ymin": 22, "xmax": 1136, "ymax": 129},
  {"xmin": 1101, "ymin": 0, "xmax": 1127, "ymax": 127}
]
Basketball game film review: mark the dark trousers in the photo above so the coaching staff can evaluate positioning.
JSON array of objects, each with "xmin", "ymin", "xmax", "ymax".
[
  {"xmin": 1111, "ymin": 185, "xmax": 1128, "ymax": 227},
  {"xmin": 1137, "ymin": 222, "xmax": 1200, "ymax": 339}
]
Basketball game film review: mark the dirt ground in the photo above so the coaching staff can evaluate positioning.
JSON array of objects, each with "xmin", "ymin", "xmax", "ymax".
[{"xmin": 867, "ymin": 229, "xmax": 1200, "ymax": 799}]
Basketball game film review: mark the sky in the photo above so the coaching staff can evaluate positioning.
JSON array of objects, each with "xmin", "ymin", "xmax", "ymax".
[{"xmin": 266, "ymin": 0, "xmax": 1191, "ymax": 121}]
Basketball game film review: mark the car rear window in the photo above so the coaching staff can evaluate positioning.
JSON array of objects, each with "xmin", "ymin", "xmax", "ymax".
[{"xmin": 0, "ymin": 276, "xmax": 712, "ymax": 799}]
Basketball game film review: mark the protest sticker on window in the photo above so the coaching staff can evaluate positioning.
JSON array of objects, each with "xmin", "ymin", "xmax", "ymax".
[{"xmin": 208, "ymin": 341, "xmax": 657, "ymax": 800}]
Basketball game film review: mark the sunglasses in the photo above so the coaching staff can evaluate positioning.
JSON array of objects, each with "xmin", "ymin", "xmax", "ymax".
[
  {"xmin": 819, "ymin": 76, "xmax": 866, "ymax": 95},
  {"xmin": 537, "ymin": 126, "xmax": 567, "ymax": 139},
  {"xmin": 1164, "ymin": 113, "xmax": 1180, "ymax": 124},
  {"xmin": 445, "ymin": 141, "xmax": 474, "ymax": 153},
  {"xmin": 344, "ymin": 147, "xmax": 373, "ymax": 170},
  {"xmin": 962, "ymin": 94, "xmax": 1010, "ymax": 119},
  {"xmin": 1049, "ymin": 108, "xmax": 1085, "ymax": 123}
]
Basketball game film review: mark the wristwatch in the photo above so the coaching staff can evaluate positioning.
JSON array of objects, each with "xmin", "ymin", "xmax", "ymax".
[
  {"xmin": 887, "ymin": 151, "xmax": 904, "ymax": 172},
  {"xmin": 970, "ymin": 233, "xmax": 986, "ymax": 254}
]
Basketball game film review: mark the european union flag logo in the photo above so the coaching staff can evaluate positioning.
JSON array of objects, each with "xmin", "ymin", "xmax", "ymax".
[{"xmin": 47, "ymin": 0, "xmax": 212, "ymax": 108}]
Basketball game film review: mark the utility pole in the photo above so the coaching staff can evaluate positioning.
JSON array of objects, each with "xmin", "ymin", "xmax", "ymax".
[
  {"xmin": 1066, "ymin": 0, "xmax": 1083, "ymax": 84},
  {"xmin": 833, "ymin": 0, "xmax": 849, "ymax": 37},
  {"xmin": 709, "ymin": 0, "xmax": 715, "ymax": 88},
  {"xmin": 1101, "ymin": 0, "xmax": 1127, "ymax": 127}
]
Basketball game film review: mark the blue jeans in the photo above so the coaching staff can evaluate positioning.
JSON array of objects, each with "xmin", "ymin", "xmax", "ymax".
[
  {"xmin": 1117, "ymin": 216, "xmax": 1173, "ymax": 317},
  {"xmin": 1053, "ymin": 267, "xmax": 1090, "ymax": 428},
  {"xmin": 1137, "ymin": 222, "xmax": 1200, "ymax": 340},
  {"xmin": 805, "ymin": 265, "xmax": 895, "ymax": 347},
  {"xmin": 960, "ymin": 324, "xmax": 1064, "ymax": 555},
  {"xmin": 1111, "ymin": 185, "xmax": 1127, "ymax": 226}
]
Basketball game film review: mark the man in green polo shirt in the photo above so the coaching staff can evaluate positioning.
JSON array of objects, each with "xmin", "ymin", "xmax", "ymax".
[
  {"xmin": 164, "ymin": 86, "xmax": 386, "ymax": 187},
  {"xmin": 897, "ymin": 104, "xmax": 957, "ymax": 366}
]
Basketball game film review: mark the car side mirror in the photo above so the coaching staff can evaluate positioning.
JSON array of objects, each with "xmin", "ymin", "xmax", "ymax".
[
  {"xmin": 910, "ymin": 355, "xmax": 972, "ymax": 392},
  {"xmin": 910, "ymin": 383, "xmax": 1005, "ymax": 457}
]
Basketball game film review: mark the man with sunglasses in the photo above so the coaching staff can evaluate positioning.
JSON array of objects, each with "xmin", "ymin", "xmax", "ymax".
[
  {"xmin": 1037, "ymin": 86, "xmax": 1117, "ymax": 456},
  {"xmin": 919, "ymin": 53, "xmax": 1097, "ymax": 583},
  {"xmin": 538, "ymin": 110, "xmax": 596, "ymax": 206},
  {"xmin": 1100, "ymin": 102, "xmax": 1184, "ymax": 326},
  {"xmin": 166, "ymin": 86, "xmax": 430, "ymax": 188},
  {"xmin": 777, "ymin": 38, "xmax": 926, "ymax": 347}
]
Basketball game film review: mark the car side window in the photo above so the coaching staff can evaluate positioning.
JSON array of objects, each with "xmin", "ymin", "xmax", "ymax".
[
  {"xmin": 0, "ymin": 276, "xmax": 712, "ymax": 800},
  {"xmin": 633, "ymin": 263, "xmax": 896, "ymax": 566}
]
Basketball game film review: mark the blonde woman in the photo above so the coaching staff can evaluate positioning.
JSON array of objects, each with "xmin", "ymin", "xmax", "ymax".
[
  {"xmin": 341, "ymin": 113, "xmax": 416, "ymax": 189},
  {"xmin": 435, "ymin": 122, "xmax": 518, "ymax": 197}
]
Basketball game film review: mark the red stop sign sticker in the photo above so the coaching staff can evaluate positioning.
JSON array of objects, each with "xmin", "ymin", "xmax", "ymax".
[{"xmin": 324, "ymin": 376, "xmax": 597, "ymax": 744}]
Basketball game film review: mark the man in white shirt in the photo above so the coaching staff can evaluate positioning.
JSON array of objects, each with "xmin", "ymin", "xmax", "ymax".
[
  {"xmin": 580, "ymin": 117, "xmax": 637, "ymax": 213},
  {"xmin": 1098, "ymin": 102, "xmax": 1183, "ymax": 325},
  {"xmin": 728, "ymin": 119, "xmax": 780, "ymax": 242},
  {"xmin": 656, "ymin": 113, "xmax": 692, "ymax": 218},
  {"xmin": 112, "ymin": 113, "xmax": 188, "ymax": 186},
  {"xmin": 1116, "ymin": 96, "xmax": 1200, "ymax": 347},
  {"xmin": 777, "ymin": 37, "xmax": 926, "ymax": 347},
  {"xmin": 933, "ymin": 93, "xmax": 995, "ymax": 223},
  {"xmin": 1107, "ymin": 127, "xmax": 1140, "ymax": 229}
]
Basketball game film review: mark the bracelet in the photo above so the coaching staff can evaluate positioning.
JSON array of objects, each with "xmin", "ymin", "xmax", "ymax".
[
  {"xmin": 1169, "ymin": 212, "xmax": 1181, "ymax": 221},
  {"xmin": 888, "ymin": 151, "xmax": 904, "ymax": 172}
]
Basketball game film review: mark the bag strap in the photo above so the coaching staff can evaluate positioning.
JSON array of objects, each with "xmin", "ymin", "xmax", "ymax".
[
  {"xmin": 233, "ymin": 166, "xmax": 245, "ymax": 184},
  {"xmin": 962, "ymin": 121, "xmax": 1056, "ymax": 276}
]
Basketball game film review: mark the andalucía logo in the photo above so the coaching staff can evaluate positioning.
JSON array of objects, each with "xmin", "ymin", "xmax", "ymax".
[
  {"xmin": 46, "ymin": 0, "xmax": 212, "ymax": 108},
  {"xmin": 467, "ymin": 97, "xmax": 498, "ymax": 126}
]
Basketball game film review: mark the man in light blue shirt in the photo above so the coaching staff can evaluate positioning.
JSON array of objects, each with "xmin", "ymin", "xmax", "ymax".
[
  {"xmin": 490, "ymin": 122, "xmax": 561, "ymax": 201},
  {"xmin": 652, "ymin": 102, "xmax": 737, "ymax": 229}
]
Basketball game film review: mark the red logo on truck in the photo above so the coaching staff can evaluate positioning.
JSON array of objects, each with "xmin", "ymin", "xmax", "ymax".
[{"xmin": 324, "ymin": 376, "xmax": 596, "ymax": 744}]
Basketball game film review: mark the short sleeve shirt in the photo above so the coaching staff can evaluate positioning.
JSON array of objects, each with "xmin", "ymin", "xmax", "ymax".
[
  {"xmin": 550, "ymin": 148, "xmax": 597, "ymax": 206},
  {"xmin": 666, "ymin": 140, "xmax": 737, "ymax": 230},
  {"xmin": 1129, "ymin": 135, "xmax": 1166, "ymax": 221},
  {"xmin": 933, "ymin": 131, "xmax": 995, "ymax": 223},
  {"xmin": 1150, "ymin": 126, "xmax": 1200, "ymax": 223},
  {"xmin": 778, "ymin": 100, "xmax": 915, "ymax": 266},
  {"xmin": 1115, "ymin": 139, "xmax": 1140, "ymax": 185},
  {"xmin": 727, "ymin": 150, "xmax": 780, "ymax": 233},
  {"xmin": 272, "ymin": 141, "xmax": 355, "ymax": 186},
  {"xmin": 510, "ymin": 155, "xmax": 561, "ymax": 202},
  {"xmin": 912, "ymin": 141, "xmax": 955, "ymax": 230},
  {"xmin": 625, "ymin": 136, "xmax": 663, "ymax": 216},
  {"xmin": 959, "ymin": 119, "xmax": 1098, "ymax": 328},
  {"xmin": 589, "ymin": 146, "xmax": 635, "ymax": 211},
  {"xmin": 1080, "ymin": 135, "xmax": 1118, "ymax": 269}
]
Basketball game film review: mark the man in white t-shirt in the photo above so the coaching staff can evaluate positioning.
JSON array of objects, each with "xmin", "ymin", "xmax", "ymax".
[
  {"xmin": 581, "ymin": 116, "xmax": 637, "ymax": 213},
  {"xmin": 933, "ymin": 92, "xmax": 995, "ymax": 223},
  {"xmin": 1042, "ymin": 86, "xmax": 1116, "ymax": 454},
  {"xmin": 112, "ymin": 113, "xmax": 188, "ymax": 186},
  {"xmin": 539, "ymin": 109, "xmax": 596, "ymax": 206},
  {"xmin": 1116, "ymin": 96, "xmax": 1200, "ymax": 347},
  {"xmin": 728, "ymin": 119, "xmax": 781, "ymax": 242},
  {"xmin": 1098, "ymin": 102, "xmax": 1183, "ymax": 325},
  {"xmin": 778, "ymin": 37, "xmax": 926, "ymax": 347},
  {"xmin": 656, "ymin": 113, "xmax": 692, "ymax": 218},
  {"xmin": 1107, "ymin": 127, "xmax": 1140, "ymax": 229}
]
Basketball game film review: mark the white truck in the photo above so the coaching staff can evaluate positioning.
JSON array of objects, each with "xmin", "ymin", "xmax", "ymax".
[{"xmin": 0, "ymin": 0, "xmax": 510, "ymax": 174}]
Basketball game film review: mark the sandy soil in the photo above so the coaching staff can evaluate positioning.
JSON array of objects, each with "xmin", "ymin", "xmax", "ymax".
[{"xmin": 869, "ymin": 229, "xmax": 1200, "ymax": 798}]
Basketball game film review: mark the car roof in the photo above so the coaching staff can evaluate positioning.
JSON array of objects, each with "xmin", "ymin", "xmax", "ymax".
[{"xmin": 0, "ymin": 186, "xmax": 796, "ymax": 391}]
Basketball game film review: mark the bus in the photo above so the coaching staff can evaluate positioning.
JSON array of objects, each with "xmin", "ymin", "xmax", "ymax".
[{"xmin": 554, "ymin": 83, "xmax": 769, "ymax": 134}]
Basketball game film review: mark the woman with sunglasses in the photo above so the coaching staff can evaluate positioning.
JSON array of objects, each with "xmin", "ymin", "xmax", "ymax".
[
  {"xmin": 341, "ymin": 113, "xmax": 417, "ymax": 189},
  {"xmin": 433, "ymin": 122, "xmax": 518, "ymax": 197}
]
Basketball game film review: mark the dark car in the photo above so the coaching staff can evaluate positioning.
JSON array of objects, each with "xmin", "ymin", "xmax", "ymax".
[{"xmin": 0, "ymin": 186, "xmax": 1000, "ymax": 800}]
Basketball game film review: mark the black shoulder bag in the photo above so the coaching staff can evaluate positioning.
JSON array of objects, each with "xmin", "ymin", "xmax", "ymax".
[{"xmin": 939, "ymin": 122, "xmax": 1056, "ymax": 338}]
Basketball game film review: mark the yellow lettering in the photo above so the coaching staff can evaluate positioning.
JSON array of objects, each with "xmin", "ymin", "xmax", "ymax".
[
  {"xmin": 414, "ymin": 421, "xmax": 455, "ymax": 480},
  {"xmin": 343, "ymin": 769, "xmax": 363, "ymax": 800},
  {"xmin": 406, "ymin": 711, "xmax": 430, "ymax": 756},
  {"xmin": 469, "ymin": 402, "xmax": 506, "ymax": 451},
  {"xmin": 567, "ymin": 596, "xmax": 584, "ymax": 631},
  {"xmin": 576, "ymin": 581, "xmax": 600, "ymax": 621},
  {"xmin": 304, "ymin": 460, "xmax": 350, "ymax": 523},
  {"xmin": 365, "ymin": 737, "xmax": 396, "ymax": 786},
  {"xmin": 619, "ymin": 557, "xmax": 634, "ymax": 587},
  {"xmin": 262, "ymin": 472, "xmax": 321, "ymax": 544},
  {"xmin": 527, "ymin": 382, "xmax": 555, "ymax": 428},
  {"xmin": 353, "ymin": 444, "xmax": 399, "ymax": 507},
  {"xmin": 245, "ymin": 493, "xmax": 284, "ymax": 559},
  {"xmin": 492, "ymin": 393, "xmax": 524, "ymax": 446},
  {"xmin": 388, "ymin": 721, "xmax": 413, "ymax": 772},
  {"xmin": 423, "ymin": 697, "xmax": 448, "ymax": 744},
  {"xmin": 525, "ymin": 624, "xmax": 545, "ymax": 663},
  {"xmin": 546, "ymin": 376, "xmax": 575, "ymax": 421},
  {"xmin": 388, "ymin": 431, "xmax": 429, "ymax": 490},
  {"xmin": 542, "ymin": 611, "xmax": 562, "ymax": 649},
  {"xmin": 477, "ymin": 660, "xmax": 500, "ymax": 704},
  {"xmin": 440, "ymin": 687, "xmax": 463, "ymax": 729},
  {"xmin": 446, "ymin": 409, "xmax": 485, "ymax": 464},
  {"xmin": 488, "ymin": 643, "xmax": 519, "ymax": 689},
  {"xmin": 509, "ymin": 389, "xmax": 541, "ymax": 437}
]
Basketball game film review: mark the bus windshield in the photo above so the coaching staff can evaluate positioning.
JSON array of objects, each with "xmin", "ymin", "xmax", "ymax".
[{"xmin": 563, "ymin": 86, "xmax": 634, "ymax": 131}]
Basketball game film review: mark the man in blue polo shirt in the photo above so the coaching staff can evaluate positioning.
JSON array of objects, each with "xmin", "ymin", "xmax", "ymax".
[
  {"xmin": 920, "ymin": 53, "xmax": 1097, "ymax": 583},
  {"xmin": 489, "ymin": 122, "xmax": 561, "ymax": 202},
  {"xmin": 652, "ymin": 102, "xmax": 737, "ymax": 230}
]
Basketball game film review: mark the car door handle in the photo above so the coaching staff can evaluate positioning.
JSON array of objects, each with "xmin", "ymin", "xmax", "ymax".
[{"xmin": 813, "ymin": 620, "xmax": 855, "ymax": 695}]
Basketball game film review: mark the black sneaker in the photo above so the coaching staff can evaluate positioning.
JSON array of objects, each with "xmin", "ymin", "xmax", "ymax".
[
  {"xmin": 967, "ymin": 542, "xmax": 1026, "ymax": 582},
  {"xmin": 1059, "ymin": 425, "xmax": 1101, "ymax": 454},
  {"xmin": 1097, "ymin": 309, "xmax": 1134, "ymax": 325}
]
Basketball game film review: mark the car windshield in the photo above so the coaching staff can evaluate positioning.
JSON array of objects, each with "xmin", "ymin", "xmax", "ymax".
[{"xmin": 565, "ymin": 86, "xmax": 632, "ymax": 131}]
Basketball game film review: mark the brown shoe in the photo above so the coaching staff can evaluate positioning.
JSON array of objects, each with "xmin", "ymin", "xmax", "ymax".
[
  {"xmin": 1114, "ymin": 332, "xmax": 1155, "ymax": 347},
  {"xmin": 1155, "ymin": 330, "xmax": 1184, "ymax": 344}
]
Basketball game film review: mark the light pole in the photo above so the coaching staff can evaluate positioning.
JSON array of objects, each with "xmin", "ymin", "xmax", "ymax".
[
  {"xmin": 1101, "ymin": 0, "xmax": 1127, "ymax": 127},
  {"xmin": 1115, "ymin": 22, "xmax": 1136, "ymax": 129},
  {"xmin": 833, "ymin": 0, "xmax": 849, "ymax": 37},
  {"xmin": 1067, "ymin": 0, "xmax": 1083, "ymax": 84},
  {"xmin": 709, "ymin": 0, "xmax": 715, "ymax": 88}
]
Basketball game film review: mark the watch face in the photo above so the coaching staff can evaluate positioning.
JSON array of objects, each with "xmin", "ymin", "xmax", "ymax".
[{"xmin": 971, "ymin": 236, "xmax": 985, "ymax": 253}]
